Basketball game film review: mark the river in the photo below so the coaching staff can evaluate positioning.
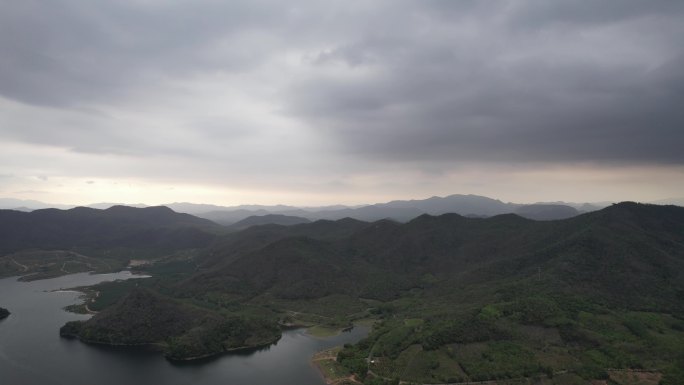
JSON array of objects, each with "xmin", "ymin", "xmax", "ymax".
[{"xmin": 0, "ymin": 272, "xmax": 368, "ymax": 385}]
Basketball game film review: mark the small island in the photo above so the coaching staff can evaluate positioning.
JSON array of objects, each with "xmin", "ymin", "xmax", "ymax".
[{"xmin": 0, "ymin": 306, "xmax": 10, "ymax": 320}]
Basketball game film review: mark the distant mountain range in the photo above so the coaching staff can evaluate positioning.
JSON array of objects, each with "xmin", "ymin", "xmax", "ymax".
[
  {"xmin": 168, "ymin": 195, "xmax": 607, "ymax": 223},
  {"xmin": 225, "ymin": 214, "xmax": 311, "ymax": 232},
  {"xmin": 0, "ymin": 198, "xmax": 73, "ymax": 211},
  {"xmin": 0, "ymin": 194, "xmax": 625, "ymax": 225},
  {"xmin": 3, "ymin": 194, "xmax": 683, "ymax": 226}
]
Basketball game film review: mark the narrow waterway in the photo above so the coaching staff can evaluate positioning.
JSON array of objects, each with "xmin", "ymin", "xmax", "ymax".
[{"xmin": 0, "ymin": 272, "xmax": 368, "ymax": 385}]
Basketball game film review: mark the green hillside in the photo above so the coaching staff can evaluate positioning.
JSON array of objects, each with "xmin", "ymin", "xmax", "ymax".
[
  {"xmin": 53, "ymin": 203, "xmax": 684, "ymax": 381},
  {"xmin": 60, "ymin": 288, "xmax": 280, "ymax": 361},
  {"xmin": 0, "ymin": 206, "xmax": 222, "ymax": 266},
  {"xmin": 0, "ymin": 205, "xmax": 228, "ymax": 281}
]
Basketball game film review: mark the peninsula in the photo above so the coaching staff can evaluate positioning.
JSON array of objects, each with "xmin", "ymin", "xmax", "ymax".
[{"xmin": 59, "ymin": 288, "xmax": 281, "ymax": 361}]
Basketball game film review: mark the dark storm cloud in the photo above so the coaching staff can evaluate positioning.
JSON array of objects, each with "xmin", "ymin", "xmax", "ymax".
[
  {"xmin": 292, "ymin": 55, "xmax": 684, "ymax": 164},
  {"xmin": 278, "ymin": 1, "xmax": 684, "ymax": 164},
  {"xmin": 285, "ymin": 0, "xmax": 684, "ymax": 165},
  {"xmin": 0, "ymin": 0, "xmax": 288, "ymax": 107},
  {"xmin": 1, "ymin": 0, "xmax": 683, "ymax": 168},
  {"xmin": 507, "ymin": 0, "xmax": 684, "ymax": 27}
]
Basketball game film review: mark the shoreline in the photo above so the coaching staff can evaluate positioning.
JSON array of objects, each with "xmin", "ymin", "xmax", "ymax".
[
  {"xmin": 61, "ymin": 330, "xmax": 282, "ymax": 363},
  {"xmin": 310, "ymin": 321, "xmax": 374, "ymax": 384},
  {"xmin": 61, "ymin": 287, "xmax": 100, "ymax": 314},
  {"xmin": 59, "ymin": 270, "xmax": 151, "ymax": 315},
  {"xmin": 311, "ymin": 347, "xmax": 362, "ymax": 385},
  {"xmin": 306, "ymin": 324, "xmax": 355, "ymax": 339},
  {"xmin": 166, "ymin": 337, "xmax": 281, "ymax": 362}
]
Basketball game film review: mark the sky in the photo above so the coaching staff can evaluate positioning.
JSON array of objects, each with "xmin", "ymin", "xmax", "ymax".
[{"xmin": 1, "ymin": 0, "xmax": 683, "ymax": 207}]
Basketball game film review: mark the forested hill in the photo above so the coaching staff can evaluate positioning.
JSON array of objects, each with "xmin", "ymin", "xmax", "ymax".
[
  {"xmin": 60, "ymin": 288, "xmax": 279, "ymax": 361},
  {"xmin": 188, "ymin": 202, "xmax": 684, "ymax": 312},
  {"xmin": 198, "ymin": 216, "xmax": 370, "ymax": 268},
  {"xmin": 0, "ymin": 205, "xmax": 220, "ymax": 255},
  {"xmin": 184, "ymin": 202, "xmax": 684, "ymax": 382},
  {"xmin": 225, "ymin": 214, "xmax": 311, "ymax": 231},
  {"xmin": 62, "ymin": 202, "xmax": 684, "ymax": 381}
]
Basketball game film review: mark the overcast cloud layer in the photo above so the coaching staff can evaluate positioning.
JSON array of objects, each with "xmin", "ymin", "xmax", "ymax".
[{"xmin": 1, "ymin": 0, "xmax": 683, "ymax": 206}]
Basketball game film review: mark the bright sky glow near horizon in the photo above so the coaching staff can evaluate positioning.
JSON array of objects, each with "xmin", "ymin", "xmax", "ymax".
[{"xmin": 1, "ymin": 1, "xmax": 684, "ymax": 207}]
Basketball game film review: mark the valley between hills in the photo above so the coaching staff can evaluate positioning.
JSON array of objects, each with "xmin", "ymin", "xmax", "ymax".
[{"xmin": 1, "ymin": 201, "xmax": 683, "ymax": 384}]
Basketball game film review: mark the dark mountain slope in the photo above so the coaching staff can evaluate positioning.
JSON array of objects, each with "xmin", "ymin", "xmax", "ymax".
[
  {"xmin": 187, "ymin": 203, "xmax": 684, "ymax": 313},
  {"xmin": 0, "ymin": 206, "xmax": 220, "ymax": 256},
  {"xmin": 193, "ymin": 213, "xmax": 549, "ymax": 300},
  {"xmin": 195, "ymin": 209, "xmax": 283, "ymax": 226},
  {"xmin": 535, "ymin": 203, "xmax": 684, "ymax": 310},
  {"xmin": 514, "ymin": 203, "xmax": 579, "ymax": 220},
  {"xmin": 344, "ymin": 213, "xmax": 542, "ymax": 276},
  {"xmin": 213, "ymin": 237, "xmax": 354, "ymax": 298},
  {"xmin": 102, "ymin": 205, "xmax": 215, "ymax": 227},
  {"xmin": 226, "ymin": 214, "xmax": 311, "ymax": 232},
  {"xmin": 198, "ymin": 217, "xmax": 370, "ymax": 268},
  {"xmin": 380, "ymin": 194, "xmax": 514, "ymax": 215}
]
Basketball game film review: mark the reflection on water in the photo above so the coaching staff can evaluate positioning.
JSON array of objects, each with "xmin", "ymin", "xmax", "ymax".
[{"xmin": 0, "ymin": 272, "xmax": 368, "ymax": 385}]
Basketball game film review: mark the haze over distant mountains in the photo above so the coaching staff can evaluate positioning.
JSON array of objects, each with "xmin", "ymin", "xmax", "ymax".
[
  {"xmin": 0, "ymin": 194, "xmax": 602, "ymax": 224},
  {"xmin": 3, "ymin": 194, "xmax": 681, "ymax": 225}
]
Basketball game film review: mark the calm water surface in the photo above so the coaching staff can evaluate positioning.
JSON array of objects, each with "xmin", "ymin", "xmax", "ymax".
[{"xmin": 0, "ymin": 272, "xmax": 368, "ymax": 385}]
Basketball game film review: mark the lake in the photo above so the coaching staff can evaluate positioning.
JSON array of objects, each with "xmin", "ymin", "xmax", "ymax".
[{"xmin": 0, "ymin": 272, "xmax": 368, "ymax": 385}]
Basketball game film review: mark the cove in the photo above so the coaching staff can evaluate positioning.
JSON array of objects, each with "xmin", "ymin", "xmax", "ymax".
[{"xmin": 0, "ymin": 272, "xmax": 368, "ymax": 385}]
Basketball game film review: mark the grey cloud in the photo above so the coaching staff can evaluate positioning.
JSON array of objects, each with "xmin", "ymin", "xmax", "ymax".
[
  {"xmin": 1, "ymin": 0, "xmax": 683, "ymax": 176},
  {"xmin": 507, "ymin": 0, "xmax": 684, "ymax": 28},
  {"xmin": 284, "ymin": 1, "xmax": 684, "ymax": 165},
  {"xmin": 0, "ymin": 0, "xmax": 295, "ymax": 107}
]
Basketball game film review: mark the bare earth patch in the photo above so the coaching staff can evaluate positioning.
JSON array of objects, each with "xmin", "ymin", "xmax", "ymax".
[
  {"xmin": 312, "ymin": 347, "xmax": 363, "ymax": 385},
  {"xmin": 608, "ymin": 370, "xmax": 662, "ymax": 385}
]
